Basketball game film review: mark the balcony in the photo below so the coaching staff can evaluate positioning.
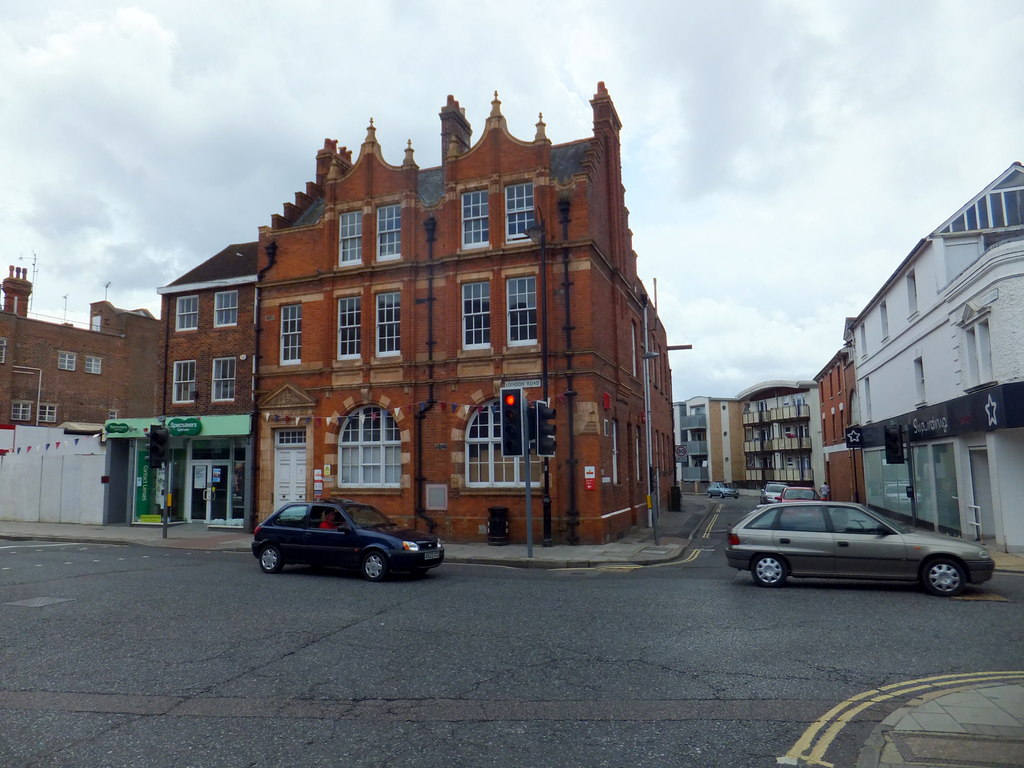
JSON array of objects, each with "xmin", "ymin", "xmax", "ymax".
[
  {"xmin": 680, "ymin": 440, "xmax": 708, "ymax": 456},
  {"xmin": 743, "ymin": 404, "xmax": 809, "ymax": 425},
  {"xmin": 744, "ymin": 468, "xmax": 815, "ymax": 483},
  {"xmin": 677, "ymin": 414, "xmax": 707, "ymax": 430},
  {"xmin": 744, "ymin": 437, "xmax": 811, "ymax": 453},
  {"xmin": 679, "ymin": 466, "xmax": 709, "ymax": 482}
]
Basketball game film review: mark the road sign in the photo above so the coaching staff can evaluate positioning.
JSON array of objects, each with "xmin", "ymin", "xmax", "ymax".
[
  {"xmin": 675, "ymin": 445, "xmax": 687, "ymax": 458},
  {"xmin": 504, "ymin": 378, "xmax": 541, "ymax": 390}
]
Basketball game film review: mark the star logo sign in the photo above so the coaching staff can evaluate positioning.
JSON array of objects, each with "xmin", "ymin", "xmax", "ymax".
[
  {"xmin": 845, "ymin": 428, "xmax": 861, "ymax": 445},
  {"xmin": 985, "ymin": 394, "xmax": 998, "ymax": 427}
]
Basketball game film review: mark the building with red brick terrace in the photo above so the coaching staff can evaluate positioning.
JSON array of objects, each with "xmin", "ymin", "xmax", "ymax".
[
  {"xmin": 814, "ymin": 321, "xmax": 865, "ymax": 503},
  {"xmin": 253, "ymin": 84, "xmax": 674, "ymax": 545},
  {"xmin": 0, "ymin": 266, "xmax": 159, "ymax": 429}
]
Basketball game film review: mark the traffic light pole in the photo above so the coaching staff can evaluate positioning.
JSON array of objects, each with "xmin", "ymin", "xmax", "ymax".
[
  {"xmin": 523, "ymin": 452, "xmax": 533, "ymax": 559},
  {"xmin": 159, "ymin": 465, "xmax": 168, "ymax": 539}
]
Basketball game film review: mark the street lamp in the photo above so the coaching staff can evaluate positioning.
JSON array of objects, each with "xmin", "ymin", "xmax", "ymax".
[
  {"xmin": 524, "ymin": 215, "xmax": 553, "ymax": 546},
  {"xmin": 13, "ymin": 366, "xmax": 43, "ymax": 425}
]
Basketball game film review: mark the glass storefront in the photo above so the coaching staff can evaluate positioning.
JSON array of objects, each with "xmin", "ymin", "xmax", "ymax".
[{"xmin": 912, "ymin": 442, "xmax": 960, "ymax": 536}]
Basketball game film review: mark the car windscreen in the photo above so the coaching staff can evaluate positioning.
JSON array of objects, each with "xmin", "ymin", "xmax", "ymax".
[
  {"xmin": 766, "ymin": 484, "xmax": 786, "ymax": 493},
  {"xmin": 345, "ymin": 504, "xmax": 398, "ymax": 529},
  {"xmin": 785, "ymin": 488, "xmax": 816, "ymax": 499}
]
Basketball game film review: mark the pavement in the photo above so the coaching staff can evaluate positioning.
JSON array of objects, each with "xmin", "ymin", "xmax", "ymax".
[{"xmin": 2, "ymin": 494, "xmax": 1023, "ymax": 767}]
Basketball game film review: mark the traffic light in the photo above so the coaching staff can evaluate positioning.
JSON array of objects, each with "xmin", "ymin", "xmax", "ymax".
[
  {"xmin": 884, "ymin": 424, "xmax": 905, "ymax": 464},
  {"xmin": 500, "ymin": 388, "xmax": 526, "ymax": 457},
  {"xmin": 148, "ymin": 425, "xmax": 170, "ymax": 468},
  {"xmin": 534, "ymin": 399, "xmax": 556, "ymax": 457}
]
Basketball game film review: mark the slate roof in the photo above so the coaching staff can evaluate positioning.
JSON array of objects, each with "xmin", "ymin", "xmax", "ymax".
[{"xmin": 166, "ymin": 242, "xmax": 258, "ymax": 288}]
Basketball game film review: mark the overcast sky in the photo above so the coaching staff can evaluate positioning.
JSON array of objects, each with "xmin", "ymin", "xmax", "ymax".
[{"xmin": 3, "ymin": 1, "xmax": 1022, "ymax": 402}]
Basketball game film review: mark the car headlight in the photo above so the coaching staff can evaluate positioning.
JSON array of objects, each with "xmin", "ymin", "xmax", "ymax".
[
  {"xmin": 402, "ymin": 541, "xmax": 420, "ymax": 551},
  {"xmin": 976, "ymin": 549, "xmax": 991, "ymax": 559},
  {"xmin": 437, "ymin": 539, "xmax": 444, "ymax": 549}
]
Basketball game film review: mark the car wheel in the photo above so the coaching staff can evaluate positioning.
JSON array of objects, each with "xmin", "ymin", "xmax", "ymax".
[
  {"xmin": 707, "ymin": 492, "xmax": 713, "ymax": 498},
  {"xmin": 258, "ymin": 544, "xmax": 283, "ymax": 574},
  {"xmin": 361, "ymin": 550, "xmax": 389, "ymax": 582},
  {"xmin": 751, "ymin": 554, "xmax": 788, "ymax": 588},
  {"xmin": 921, "ymin": 558, "xmax": 966, "ymax": 597}
]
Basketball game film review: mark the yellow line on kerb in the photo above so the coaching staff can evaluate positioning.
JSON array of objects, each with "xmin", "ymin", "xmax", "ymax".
[
  {"xmin": 780, "ymin": 671, "xmax": 1024, "ymax": 766},
  {"xmin": 700, "ymin": 512, "xmax": 718, "ymax": 539}
]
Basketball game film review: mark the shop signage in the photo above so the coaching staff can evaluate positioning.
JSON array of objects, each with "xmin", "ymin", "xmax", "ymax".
[
  {"xmin": 167, "ymin": 417, "xmax": 202, "ymax": 437},
  {"xmin": 106, "ymin": 422, "xmax": 132, "ymax": 434}
]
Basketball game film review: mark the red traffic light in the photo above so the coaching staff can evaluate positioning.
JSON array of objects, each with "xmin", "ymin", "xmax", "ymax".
[{"xmin": 504, "ymin": 393, "xmax": 518, "ymax": 407}]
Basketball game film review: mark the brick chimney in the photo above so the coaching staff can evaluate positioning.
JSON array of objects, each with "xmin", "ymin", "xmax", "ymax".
[
  {"xmin": 440, "ymin": 95, "xmax": 472, "ymax": 159},
  {"xmin": 2, "ymin": 266, "xmax": 31, "ymax": 317}
]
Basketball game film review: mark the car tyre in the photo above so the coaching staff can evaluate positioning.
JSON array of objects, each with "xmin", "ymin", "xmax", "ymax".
[
  {"xmin": 361, "ymin": 550, "xmax": 390, "ymax": 582},
  {"xmin": 921, "ymin": 558, "xmax": 966, "ymax": 597},
  {"xmin": 751, "ymin": 554, "xmax": 788, "ymax": 588},
  {"xmin": 258, "ymin": 544, "xmax": 283, "ymax": 574}
]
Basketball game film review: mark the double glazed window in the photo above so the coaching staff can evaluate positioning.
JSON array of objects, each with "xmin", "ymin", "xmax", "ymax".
[
  {"xmin": 338, "ymin": 406, "xmax": 401, "ymax": 486},
  {"xmin": 506, "ymin": 183, "xmax": 534, "ymax": 240},
  {"xmin": 339, "ymin": 211, "xmax": 362, "ymax": 264},
  {"xmin": 213, "ymin": 357, "xmax": 236, "ymax": 401},
  {"xmin": 12, "ymin": 402, "xmax": 31, "ymax": 422},
  {"xmin": 280, "ymin": 304, "xmax": 302, "ymax": 364},
  {"xmin": 377, "ymin": 204, "xmax": 401, "ymax": 260},
  {"xmin": 507, "ymin": 276, "xmax": 537, "ymax": 345},
  {"xmin": 0, "ymin": 337, "xmax": 6, "ymax": 363},
  {"xmin": 462, "ymin": 190, "xmax": 489, "ymax": 248},
  {"xmin": 462, "ymin": 282, "xmax": 490, "ymax": 349},
  {"xmin": 215, "ymin": 291, "xmax": 238, "ymax": 327},
  {"xmin": 85, "ymin": 355, "xmax": 102, "ymax": 375},
  {"xmin": 337, "ymin": 296, "xmax": 361, "ymax": 359},
  {"xmin": 58, "ymin": 351, "xmax": 77, "ymax": 371},
  {"xmin": 173, "ymin": 360, "xmax": 196, "ymax": 403},
  {"xmin": 465, "ymin": 402, "xmax": 540, "ymax": 486},
  {"xmin": 39, "ymin": 404, "xmax": 57, "ymax": 423},
  {"xmin": 176, "ymin": 295, "xmax": 199, "ymax": 331},
  {"xmin": 376, "ymin": 292, "xmax": 400, "ymax": 356}
]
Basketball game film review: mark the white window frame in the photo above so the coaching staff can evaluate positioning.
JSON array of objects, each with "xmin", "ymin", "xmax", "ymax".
[
  {"xmin": 506, "ymin": 276, "xmax": 537, "ymax": 346},
  {"xmin": 376, "ymin": 204, "xmax": 401, "ymax": 261},
  {"xmin": 280, "ymin": 304, "xmax": 302, "ymax": 365},
  {"xmin": 505, "ymin": 182, "xmax": 535, "ymax": 241},
  {"xmin": 212, "ymin": 357, "xmax": 236, "ymax": 402},
  {"xmin": 176, "ymin": 295, "xmax": 199, "ymax": 331},
  {"xmin": 462, "ymin": 281, "xmax": 490, "ymax": 349},
  {"xmin": 85, "ymin": 355, "xmax": 102, "ymax": 375},
  {"xmin": 376, "ymin": 292, "xmax": 400, "ymax": 356},
  {"xmin": 339, "ymin": 210, "xmax": 362, "ymax": 265},
  {"xmin": 965, "ymin": 318, "xmax": 993, "ymax": 387},
  {"xmin": 914, "ymin": 357, "xmax": 926, "ymax": 405},
  {"xmin": 880, "ymin": 301, "xmax": 889, "ymax": 341},
  {"xmin": 462, "ymin": 190, "xmax": 489, "ymax": 249},
  {"xmin": 39, "ymin": 404, "xmax": 57, "ymax": 423},
  {"xmin": 12, "ymin": 401, "xmax": 31, "ymax": 422},
  {"xmin": 338, "ymin": 406, "xmax": 401, "ymax": 487},
  {"xmin": 58, "ymin": 351, "xmax": 77, "ymax": 371},
  {"xmin": 464, "ymin": 401, "xmax": 539, "ymax": 486},
  {"xmin": 215, "ymin": 290, "xmax": 239, "ymax": 327},
  {"xmin": 337, "ymin": 296, "xmax": 362, "ymax": 359},
  {"xmin": 173, "ymin": 360, "xmax": 196, "ymax": 403},
  {"xmin": 906, "ymin": 271, "xmax": 918, "ymax": 316},
  {"xmin": 0, "ymin": 337, "xmax": 6, "ymax": 364}
]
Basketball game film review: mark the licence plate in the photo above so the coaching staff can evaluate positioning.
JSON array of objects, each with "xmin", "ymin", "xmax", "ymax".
[{"xmin": 423, "ymin": 551, "xmax": 440, "ymax": 560}]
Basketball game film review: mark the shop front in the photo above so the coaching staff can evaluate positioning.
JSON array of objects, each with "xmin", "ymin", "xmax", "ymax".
[{"xmin": 103, "ymin": 415, "xmax": 253, "ymax": 529}]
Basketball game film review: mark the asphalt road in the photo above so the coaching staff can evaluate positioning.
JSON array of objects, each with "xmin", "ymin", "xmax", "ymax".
[{"xmin": 2, "ymin": 497, "xmax": 1022, "ymax": 768}]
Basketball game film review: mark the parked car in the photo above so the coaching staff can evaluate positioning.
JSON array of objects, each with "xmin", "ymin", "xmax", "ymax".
[
  {"xmin": 759, "ymin": 482, "xmax": 788, "ymax": 505},
  {"xmin": 778, "ymin": 486, "xmax": 820, "ymax": 502},
  {"xmin": 252, "ymin": 499, "xmax": 444, "ymax": 581},
  {"xmin": 725, "ymin": 501, "xmax": 993, "ymax": 596},
  {"xmin": 708, "ymin": 482, "xmax": 739, "ymax": 499}
]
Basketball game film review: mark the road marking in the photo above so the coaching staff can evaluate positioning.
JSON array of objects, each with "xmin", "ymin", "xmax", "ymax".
[
  {"xmin": 0, "ymin": 543, "xmax": 89, "ymax": 551},
  {"xmin": 779, "ymin": 670, "xmax": 1024, "ymax": 766},
  {"xmin": 699, "ymin": 513, "xmax": 719, "ymax": 540}
]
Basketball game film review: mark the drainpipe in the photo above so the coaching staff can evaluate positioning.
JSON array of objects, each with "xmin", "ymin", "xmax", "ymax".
[
  {"xmin": 415, "ymin": 217, "xmax": 438, "ymax": 533},
  {"xmin": 558, "ymin": 198, "xmax": 580, "ymax": 544},
  {"xmin": 249, "ymin": 241, "xmax": 277, "ymax": 532}
]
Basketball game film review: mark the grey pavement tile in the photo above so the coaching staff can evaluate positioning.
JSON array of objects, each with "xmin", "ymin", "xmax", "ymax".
[
  {"xmin": 942, "ymin": 704, "xmax": 1022, "ymax": 727},
  {"xmin": 939, "ymin": 691, "xmax": 1002, "ymax": 708},
  {"xmin": 910, "ymin": 712, "xmax": 967, "ymax": 733},
  {"xmin": 893, "ymin": 715, "xmax": 922, "ymax": 731}
]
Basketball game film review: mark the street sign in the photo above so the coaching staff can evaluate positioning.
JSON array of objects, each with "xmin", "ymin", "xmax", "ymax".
[
  {"xmin": 675, "ymin": 445, "xmax": 687, "ymax": 458},
  {"xmin": 504, "ymin": 378, "xmax": 541, "ymax": 390}
]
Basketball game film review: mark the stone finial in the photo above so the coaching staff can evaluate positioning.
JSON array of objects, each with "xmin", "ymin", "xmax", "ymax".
[
  {"xmin": 486, "ymin": 90, "xmax": 507, "ymax": 131},
  {"xmin": 490, "ymin": 91, "xmax": 502, "ymax": 118},
  {"xmin": 534, "ymin": 112, "xmax": 548, "ymax": 142},
  {"xmin": 403, "ymin": 139, "xmax": 417, "ymax": 168},
  {"xmin": 363, "ymin": 118, "xmax": 377, "ymax": 147}
]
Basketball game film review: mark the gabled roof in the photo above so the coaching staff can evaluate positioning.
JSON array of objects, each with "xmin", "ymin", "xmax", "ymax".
[
  {"xmin": 162, "ymin": 242, "xmax": 258, "ymax": 290},
  {"xmin": 934, "ymin": 162, "xmax": 1024, "ymax": 236}
]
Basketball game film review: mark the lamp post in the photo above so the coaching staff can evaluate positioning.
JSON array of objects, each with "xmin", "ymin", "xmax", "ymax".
[
  {"xmin": 13, "ymin": 366, "xmax": 43, "ymax": 425},
  {"xmin": 525, "ymin": 215, "xmax": 553, "ymax": 546}
]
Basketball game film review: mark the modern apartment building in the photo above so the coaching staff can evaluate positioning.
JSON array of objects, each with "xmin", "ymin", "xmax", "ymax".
[
  {"xmin": 846, "ymin": 163, "xmax": 1024, "ymax": 552},
  {"xmin": 252, "ymin": 85, "xmax": 674, "ymax": 544},
  {"xmin": 739, "ymin": 380, "xmax": 823, "ymax": 489},
  {"xmin": 674, "ymin": 396, "xmax": 744, "ymax": 490}
]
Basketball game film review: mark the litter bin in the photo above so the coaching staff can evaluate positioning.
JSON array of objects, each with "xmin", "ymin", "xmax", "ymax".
[
  {"xmin": 487, "ymin": 506, "xmax": 510, "ymax": 545},
  {"xmin": 669, "ymin": 485, "xmax": 682, "ymax": 511}
]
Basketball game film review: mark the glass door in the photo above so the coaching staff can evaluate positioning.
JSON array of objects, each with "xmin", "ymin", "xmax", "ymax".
[{"xmin": 189, "ymin": 462, "xmax": 231, "ymax": 523}]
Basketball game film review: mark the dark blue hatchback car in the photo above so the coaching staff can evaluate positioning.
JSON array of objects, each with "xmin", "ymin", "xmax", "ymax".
[{"xmin": 252, "ymin": 498, "xmax": 444, "ymax": 581}]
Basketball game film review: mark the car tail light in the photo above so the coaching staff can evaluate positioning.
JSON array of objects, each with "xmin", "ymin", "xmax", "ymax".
[
  {"xmin": 727, "ymin": 532, "xmax": 740, "ymax": 546},
  {"xmin": 253, "ymin": 524, "xmax": 262, "ymax": 537}
]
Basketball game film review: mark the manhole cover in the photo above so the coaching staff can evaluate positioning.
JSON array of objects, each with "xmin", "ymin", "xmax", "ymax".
[
  {"xmin": 5, "ymin": 597, "xmax": 75, "ymax": 607},
  {"xmin": 891, "ymin": 731, "xmax": 1024, "ymax": 767}
]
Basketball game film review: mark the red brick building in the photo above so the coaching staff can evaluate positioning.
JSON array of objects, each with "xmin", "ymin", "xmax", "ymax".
[
  {"xmin": 0, "ymin": 265, "xmax": 160, "ymax": 427},
  {"xmin": 254, "ymin": 84, "xmax": 674, "ymax": 544},
  {"xmin": 815, "ymin": 324, "xmax": 865, "ymax": 503}
]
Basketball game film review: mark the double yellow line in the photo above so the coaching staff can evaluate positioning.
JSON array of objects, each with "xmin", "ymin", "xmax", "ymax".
[
  {"xmin": 674, "ymin": 510, "xmax": 719, "ymax": 565},
  {"xmin": 780, "ymin": 670, "xmax": 1024, "ymax": 766}
]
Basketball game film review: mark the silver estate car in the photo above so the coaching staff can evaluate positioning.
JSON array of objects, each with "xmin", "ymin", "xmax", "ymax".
[{"xmin": 726, "ymin": 501, "xmax": 994, "ymax": 597}]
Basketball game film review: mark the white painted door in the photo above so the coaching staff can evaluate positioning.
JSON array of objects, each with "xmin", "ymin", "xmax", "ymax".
[{"xmin": 274, "ymin": 429, "xmax": 307, "ymax": 504}]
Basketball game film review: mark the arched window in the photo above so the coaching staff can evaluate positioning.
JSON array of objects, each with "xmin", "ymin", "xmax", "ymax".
[
  {"xmin": 465, "ymin": 401, "xmax": 540, "ymax": 486},
  {"xmin": 338, "ymin": 406, "xmax": 400, "ymax": 486}
]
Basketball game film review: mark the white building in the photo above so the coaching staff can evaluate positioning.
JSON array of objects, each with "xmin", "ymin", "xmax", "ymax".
[{"xmin": 847, "ymin": 163, "xmax": 1024, "ymax": 553}]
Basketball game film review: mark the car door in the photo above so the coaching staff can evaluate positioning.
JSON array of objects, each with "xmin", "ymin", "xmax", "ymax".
[
  {"xmin": 827, "ymin": 505, "xmax": 909, "ymax": 578},
  {"xmin": 269, "ymin": 504, "xmax": 311, "ymax": 561},
  {"xmin": 772, "ymin": 505, "xmax": 834, "ymax": 576}
]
